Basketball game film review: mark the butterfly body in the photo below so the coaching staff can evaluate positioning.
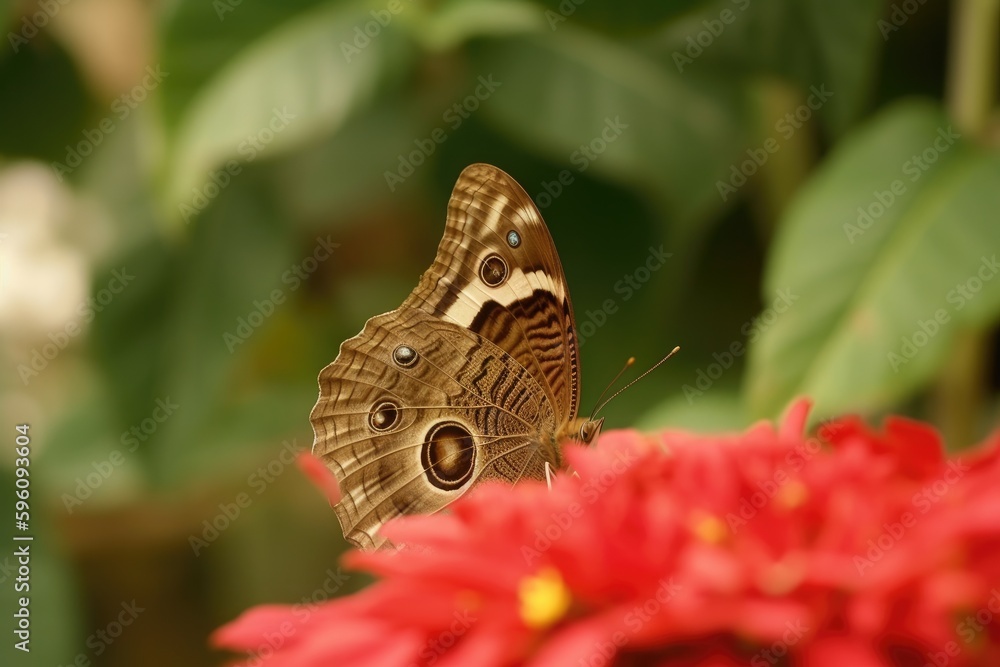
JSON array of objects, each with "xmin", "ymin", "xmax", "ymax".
[{"xmin": 310, "ymin": 164, "xmax": 601, "ymax": 550}]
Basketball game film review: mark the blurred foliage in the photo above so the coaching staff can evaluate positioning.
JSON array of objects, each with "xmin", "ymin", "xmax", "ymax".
[{"xmin": 1, "ymin": 0, "xmax": 999, "ymax": 665}]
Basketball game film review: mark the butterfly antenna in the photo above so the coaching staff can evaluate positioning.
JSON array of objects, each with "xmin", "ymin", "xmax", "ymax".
[
  {"xmin": 588, "ymin": 356, "xmax": 635, "ymax": 422},
  {"xmin": 591, "ymin": 346, "xmax": 681, "ymax": 419}
]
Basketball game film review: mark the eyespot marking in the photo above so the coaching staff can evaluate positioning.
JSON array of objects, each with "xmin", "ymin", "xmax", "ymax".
[
  {"xmin": 393, "ymin": 344, "xmax": 418, "ymax": 368},
  {"xmin": 422, "ymin": 422, "xmax": 475, "ymax": 490},
  {"xmin": 479, "ymin": 254, "xmax": 508, "ymax": 287},
  {"xmin": 368, "ymin": 400, "xmax": 401, "ymax": 432}
]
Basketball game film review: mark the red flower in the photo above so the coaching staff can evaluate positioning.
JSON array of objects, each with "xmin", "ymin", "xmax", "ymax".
[{"xmin": 214, "ymin": 400, "xmax": 1000, "ymax": 666}]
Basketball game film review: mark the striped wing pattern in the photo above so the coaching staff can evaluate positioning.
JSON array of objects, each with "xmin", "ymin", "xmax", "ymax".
[{"xmin": 310, "ymin": 164, "xmax": 582, "ymax": 549}]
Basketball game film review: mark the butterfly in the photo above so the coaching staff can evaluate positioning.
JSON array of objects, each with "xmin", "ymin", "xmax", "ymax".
[{"xmin": 309, "ymin": 163, "xmax": 603, "ymax": 550}]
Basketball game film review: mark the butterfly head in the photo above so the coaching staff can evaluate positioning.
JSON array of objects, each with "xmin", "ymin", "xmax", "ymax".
[{"xmin": 578, "ymin": 417, "xmax": 605, "ymax": 445}]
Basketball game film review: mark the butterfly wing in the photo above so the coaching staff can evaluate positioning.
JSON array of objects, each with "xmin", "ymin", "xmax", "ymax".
[
  {"xmin": 404, "ymin": 163, "xmax": 582, "ymax": 426},
  {"xmin": 310, "ymin": 308, "xmax": 557, "ymax": 549},
  {"xmin": 310, "ymin": 164, "xmax": 582, "ymax": 550}
]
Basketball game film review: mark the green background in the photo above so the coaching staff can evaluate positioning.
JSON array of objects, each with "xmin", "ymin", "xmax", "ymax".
[{"xmin": 1, "ymin": 0, "xmax": 998, "ymax": 664}]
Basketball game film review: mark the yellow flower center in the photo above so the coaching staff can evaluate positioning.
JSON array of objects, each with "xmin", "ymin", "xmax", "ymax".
[
  {"xmin": 692, "ymin": 513, "xmax": 727, "ymax": 544},
  {"xmin": 518, "ymin": 567, "xmax": 571, "ymax": 629},
  {"xmin": 777, "ymin": 480, "xmax": 808, "ymax": 509},
  {"xmin": 758, "ymin": 554, "xmax": 806, "ymax": 595}
]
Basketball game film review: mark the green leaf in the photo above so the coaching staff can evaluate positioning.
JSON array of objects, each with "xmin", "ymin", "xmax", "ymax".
[
  {"xmin": 162, "ymin": 1, "xmax": 406, "ymax": 223},
  {"xmin": 90, "ymin": 179, "xmax": 302, "ymax": 487},
  {"xmin": 653, "ymin": 0, "xmax": 884, "ymax": 133},
  {"xmin": 745, "ymin": 100, "xmax": 1000, "ymax": 420},
  {"xmin": 636, "ymin": 390, "xmax": 747, "ymax": 432},
  {"xmin": 156, "ymin": 386, "xmax": 315, "ymax": 489},
  {"xmin": 407, "ymin": 0, "xmax": 543, "ymax": 51},
  {"xmin": 158, "ymin": 0, "xmax": 329, "ymax": 129},
  {"xmin": 471, "ymin": 27, "xmax": 749, "ymax": 232},
  {"xmin": 273, "ymin": 94, "xmax": 435, "ymax": 223},
  {"xmin": 537, "ymin": 0, "xmax": 712, "ymax": 32},
  {"xmin": 41, "ymin": 385, "xmax": 150, "ymax": 509}
]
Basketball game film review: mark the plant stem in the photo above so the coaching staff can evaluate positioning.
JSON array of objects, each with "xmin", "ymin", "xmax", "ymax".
[
  {"xmin": 750, "ymin": 79, "xmax": 816, "ymax": 239},
  {"xmin": 946, "ymin": 0, "xmax": 999, "ymax": 135},
  {"xmin": 934, "ymin": 0, "xmax": 999, "ymax": 447}
]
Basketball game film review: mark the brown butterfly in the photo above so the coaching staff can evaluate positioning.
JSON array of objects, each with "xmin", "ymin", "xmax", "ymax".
[{"xmin": 309, "ymin": 163, "xmax": 603, "ymax": 550}]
